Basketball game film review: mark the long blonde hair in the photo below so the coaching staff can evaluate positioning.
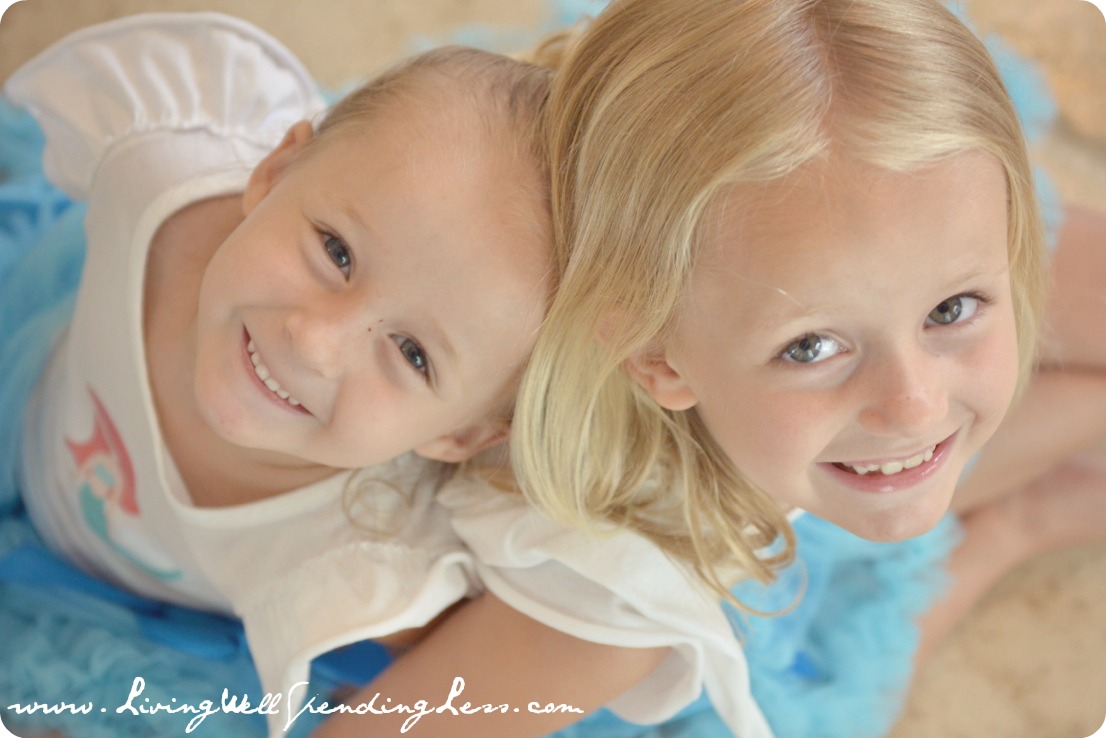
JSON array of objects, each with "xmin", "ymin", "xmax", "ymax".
[{"xmin": 514, "ymin": 0, "xmax": 1049, "ymax": 601}]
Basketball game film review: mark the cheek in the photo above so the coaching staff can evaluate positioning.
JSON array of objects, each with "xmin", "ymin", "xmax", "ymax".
[
  {"xmin": 198, "ymin": 242, "xmax": 249, "ymax": 319},
  {"xmin": 961, "ymin": 315, "xmax": 1021, "ymax": 423},
  {"xmin": 695, "ymin": 379, "xmax": 836, "ymax": 476},
  {"xmin": 674, "ymin": 319, "xmax": 838, "ymax": 475}
]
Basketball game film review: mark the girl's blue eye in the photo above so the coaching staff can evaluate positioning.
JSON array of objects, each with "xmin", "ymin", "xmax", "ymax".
[
  {"xmin": 323, "ymin": 234, "xmax": 352, "ymax": 279},
  {"xmin": 396, "ymin": 337, "xmax": 429, "ymax": 376},
  {"xmin": 780, "ymin": 333, "xmax": 841, "ymax": 364},
  {"xmin": 926, "ymin": 294, "xmax": 980, "ymax": 326}
]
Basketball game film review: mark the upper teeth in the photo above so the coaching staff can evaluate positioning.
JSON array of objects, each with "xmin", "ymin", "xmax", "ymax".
[
  {"xmin": 247, "ymin": 340, "xmax": 302, "ymax": 407},
  {"xmin": 845, "ymin": 445, "xmax": 935, "ymax": 476}
]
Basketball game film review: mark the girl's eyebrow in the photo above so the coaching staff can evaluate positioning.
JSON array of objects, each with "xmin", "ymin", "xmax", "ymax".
[
  {"xmin": 948, "ymin": 264, "xmax": 1011, "ymax": 283},
  {"xmin": 423, "ymin": 314, "xmax": 460, "ymax": 376},
  {"xmin": 750, "ymin": 262, "xmax": 1011, "ymax": 334},
  {"xmin": 731, "ymin": 274, "xmax": 825, "ymax": 334},
  {"xmin": 749, "ymin": 301, "xmax": 835, "ymax": 335},
  {"xmin": 332, "ymin": 199, "xmax": 375, "ymax": 241}
]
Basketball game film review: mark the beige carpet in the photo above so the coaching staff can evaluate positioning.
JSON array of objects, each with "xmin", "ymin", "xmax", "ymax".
[{"xmin": 2, "ymin": 1, "xmax": 1103, "ymax": 737}]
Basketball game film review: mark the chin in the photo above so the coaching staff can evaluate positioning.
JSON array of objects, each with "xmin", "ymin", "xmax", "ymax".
[
  {"xmin": 193, "ymin": 383, "xmax": 253, "ymax": 446},
  {"xmin": 846, "ymin": 496, "xmax": 952, "ymax": 543}
]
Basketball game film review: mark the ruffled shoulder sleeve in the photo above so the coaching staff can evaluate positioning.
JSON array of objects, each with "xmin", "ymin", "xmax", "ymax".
[
  {"xmin": 3, "ymin": 12, "xmax": 325, "ymax": 198},
  {"xmin": 437, "ymin": 477, "xmax": 774, "ymax": 738}
]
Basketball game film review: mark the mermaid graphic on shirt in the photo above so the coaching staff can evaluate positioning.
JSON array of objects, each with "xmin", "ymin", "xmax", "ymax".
[{"xmin": 65, "ymin": 388, "xmax": 182, "ymax": 580}]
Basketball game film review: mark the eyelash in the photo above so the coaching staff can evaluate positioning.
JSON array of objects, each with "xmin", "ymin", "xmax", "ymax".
[
  {"xmin": 775, "ymin": 290, "xmax": 995, "ymax": 367},
  {"xmin": 924, "ymin": 290, "xmax": 993, "ymax": 328},
  {"xmin": 317, "ymin": 230, "xmax": 433, "ymax": 383},
  {"xmin": 777, "ymin": 333, "xmax": 843, "ymax": 366},
  {"xmin": 321, "ymin": 232, "xmax": 352, "ymax": 280},
  {"xmin": 394, "ymin": 336, "xmax": 431, "ymax": 381}
]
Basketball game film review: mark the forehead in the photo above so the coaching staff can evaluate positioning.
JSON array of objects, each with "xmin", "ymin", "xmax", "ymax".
[
  {"xmin": 303, "ymin": 97, "xmax": 542, "ymax": 244},
  {"xmin": 317, "ymin": 78, "xmax": 517, "ymax": 174},
  {"xmin": 303, "ymin": 90, "xmax": 551, "ymax": 374},
  {"xmin": 689, "ymin": 151, "xmax": 1009, "ymax": 326}
]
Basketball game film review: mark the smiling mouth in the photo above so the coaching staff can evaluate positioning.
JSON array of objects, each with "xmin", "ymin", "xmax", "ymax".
[
  {"xmin": 243, "ymin": 332, "xmax": 308, "ymax": 412},
  {"xmin": 821, "ymin": 433, "xmax": 959, "ymax": 493},
  {"xmin": 833, "ymin": 444, "xmax": 937, "ymax": 477}
]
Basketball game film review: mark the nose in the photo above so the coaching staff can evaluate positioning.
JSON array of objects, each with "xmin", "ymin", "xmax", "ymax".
[
  {"xmin": 857, "ymin": 346, "xmax": 949, "ymax": 439},
  {"xmin": 284, "ymin": 300, "xmax": 364, "ymax": 379}
]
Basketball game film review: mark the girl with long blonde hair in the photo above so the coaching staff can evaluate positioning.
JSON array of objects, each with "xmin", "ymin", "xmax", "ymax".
[{"xmin": 520, "ymin": 1, "xmax": 1106, "ymax": 736}]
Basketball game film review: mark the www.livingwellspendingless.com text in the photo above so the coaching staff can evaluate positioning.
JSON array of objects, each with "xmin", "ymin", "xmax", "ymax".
[{"xmin": 5, "ymin": 675, "xmax": 584, "ymax": 734}]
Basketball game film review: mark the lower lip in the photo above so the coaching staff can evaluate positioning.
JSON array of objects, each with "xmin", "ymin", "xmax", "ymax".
[
  {"xmin": 241, "ymin": 329, "xmax": 311, "ymax": 416},
  {"xmin": 819, "ymin": 433, "xmax": 957, "ymax": 494}
]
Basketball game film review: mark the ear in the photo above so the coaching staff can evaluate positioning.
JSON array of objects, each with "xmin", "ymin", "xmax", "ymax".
[
  {"xmin": 242, "ymin": 120, "xmax": 315, "ymax": 214},
  {"xmin": 624, "ymin": 346, "xmax": 699, "ymax": 411},
  {"xmin": 413, "ymin": 418, "xmax": 511, "ymax": 464}
]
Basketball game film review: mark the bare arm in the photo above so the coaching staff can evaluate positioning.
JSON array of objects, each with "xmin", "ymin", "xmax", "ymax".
[
  {"xmin": 952, "ymin": 366, "xmax": 1106, "ymax": 512},
  {"xmin": 1037, "ymin": 205, "xmax": 1106, "ymax": 370},
  {"xmin": 310, "ymin": 592, "xmax": 670, "ymax": 738}
]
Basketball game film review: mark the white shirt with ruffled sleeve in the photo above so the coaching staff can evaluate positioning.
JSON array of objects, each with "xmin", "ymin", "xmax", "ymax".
[{"xmin": 6, "ymin": 14, "xmax": 773, "ymax": 738}]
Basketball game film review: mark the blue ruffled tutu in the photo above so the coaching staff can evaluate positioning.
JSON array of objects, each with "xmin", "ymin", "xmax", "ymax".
[{"xmin": 543, "ymin": 515, "xmax": 961, "ymax": 738}]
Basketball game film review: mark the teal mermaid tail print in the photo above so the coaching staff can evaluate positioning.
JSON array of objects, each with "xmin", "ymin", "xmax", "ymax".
[{"xmin": 65, "ymin": 387, "xmax": 182, "ymax": 580}]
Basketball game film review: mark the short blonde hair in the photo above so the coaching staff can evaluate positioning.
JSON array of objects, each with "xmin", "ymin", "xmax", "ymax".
[
  {"xmin": 315, "ymin": 46, "xmax": 551, "ymax": 175},
  {"xmin": 514, "ymin": 0, "xmax": 1049, "ymax": 601}
]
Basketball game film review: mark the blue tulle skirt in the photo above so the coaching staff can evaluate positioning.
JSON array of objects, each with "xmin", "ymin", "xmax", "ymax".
[{"xmin": 543, "ymin": 514, "xmax": 961, "ymax": 738}]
